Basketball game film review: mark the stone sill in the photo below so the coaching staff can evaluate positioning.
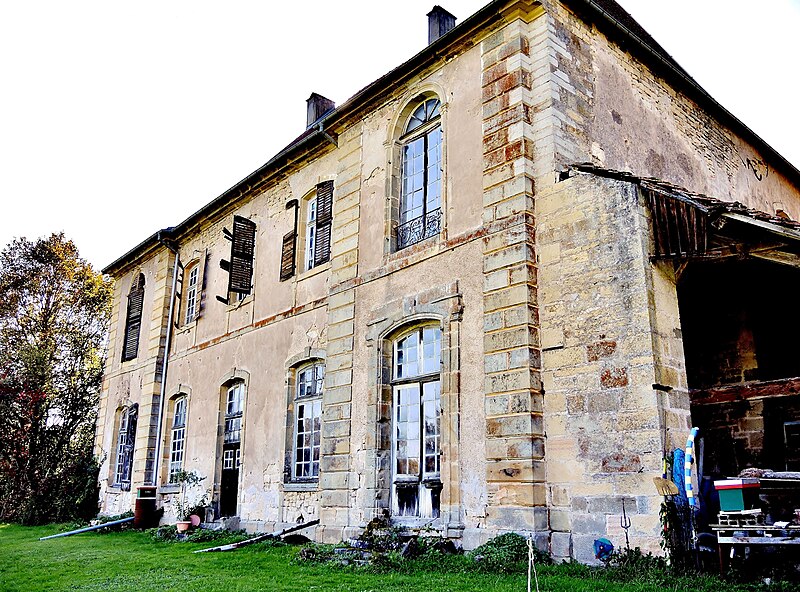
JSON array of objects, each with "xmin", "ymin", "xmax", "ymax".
[
  {"xmin": 296, "ymin": 262, "xmax": 330, "ymax": 282},
  {"xmin": 226, "ymin": 294, "xmax": 253, "ymax": 312},
  {"xmin": 283, "ymin": 481, "xmax": 319, "ymax": 492}
]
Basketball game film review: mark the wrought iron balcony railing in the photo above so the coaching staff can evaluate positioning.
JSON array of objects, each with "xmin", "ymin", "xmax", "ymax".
[{"xmin": 396, "ymin": 208, "xmax": 442, "ymax": 250}]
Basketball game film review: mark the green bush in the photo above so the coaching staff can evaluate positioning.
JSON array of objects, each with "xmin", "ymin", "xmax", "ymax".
[
  {"xmin": 147, "ymin": 525, "xmax": 180, "ymax": 542},
  {"xmin": 469, "ymin": 532, "xmax": 550, "ymax": 574}
]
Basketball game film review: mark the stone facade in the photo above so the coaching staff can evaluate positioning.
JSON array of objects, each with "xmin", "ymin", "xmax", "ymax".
[{"xmin": 95, "ymin": 0, "xmax": 800, "ymax": 561}]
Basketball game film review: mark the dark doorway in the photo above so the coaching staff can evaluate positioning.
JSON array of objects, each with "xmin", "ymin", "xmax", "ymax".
[
  {"xmin": 679, "ymin": 258, "xmax": 800, "ymax": 475},
  {"xmin": 220, "ymin": 444, "xmax": 240, "ymax": 517},
  {"xmin": 219, "ymin": 382, "xmax": 244, "ymax": 517}
]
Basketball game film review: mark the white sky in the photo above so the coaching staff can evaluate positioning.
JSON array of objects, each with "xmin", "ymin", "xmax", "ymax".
[{"xmin": 1, "ymin": 1, "xmax": 798, "ymax": 270}]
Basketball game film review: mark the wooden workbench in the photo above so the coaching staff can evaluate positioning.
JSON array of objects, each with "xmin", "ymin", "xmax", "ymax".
[{"xmin": 711, "ymin": 524, "xmax": 800, "ymax": 571}]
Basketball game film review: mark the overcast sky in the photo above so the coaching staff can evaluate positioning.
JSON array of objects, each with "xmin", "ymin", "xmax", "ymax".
[{"xmin": 1, "ymin": 1, "xmax": 798, "ymax": 270}]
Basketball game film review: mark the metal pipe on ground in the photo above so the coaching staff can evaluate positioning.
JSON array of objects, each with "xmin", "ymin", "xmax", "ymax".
[{"xmin": 39, "ymin": 517, "xmax": 135, "ymax": 540}]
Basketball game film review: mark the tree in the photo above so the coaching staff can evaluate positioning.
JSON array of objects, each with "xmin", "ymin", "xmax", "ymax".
[{"xmin": 0, "ymin": 234, "xmax": 113, "ymax": 524}]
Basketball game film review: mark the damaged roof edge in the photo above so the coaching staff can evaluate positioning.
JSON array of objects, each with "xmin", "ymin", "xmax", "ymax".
[
  {"xmin": 103, "ymin": 0, "xmax": 800, "ymax": 275},
  {"xmin": 571, "ymin": 163, "xmax": 800, "ymax": 236}
]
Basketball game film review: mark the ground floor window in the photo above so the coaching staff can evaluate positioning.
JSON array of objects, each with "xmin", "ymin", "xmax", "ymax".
[
  {"xmin": 168, "ymin": 396, "xmax": 187, "ymax": 482},
  {"xmin": 114, "ymin": 404, "xmax": 138, "ymax": 491},
  {"xmin": 293, "ymin": 362, "xmax": 323, "ymax": 479},
  {"xmin": 392, "ymin": 326, "xmax": 441, "ymax": 518}
]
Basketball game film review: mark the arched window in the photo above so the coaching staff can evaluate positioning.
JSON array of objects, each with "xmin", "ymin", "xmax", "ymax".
[
  {"xmin": 122, "ymin": 273, "xmax": 145, "ymax": 361},
  {"xmin": 397, "ymin": 98, "xmax": 443, "ymax": 250},
  {"xmin": 391, "ymin": 326, "xmax": 442, "ymax": 518},
  {"xmin": 293, "ymin": 361, "xmax": 324, "ymax": 479},
  {"xmin": 114, "ymin": 404, "xmax": 138, "ymax": 490},
  {"xmin": 168, "ymin": 396, "xmax": 188, "ymax": 482}
]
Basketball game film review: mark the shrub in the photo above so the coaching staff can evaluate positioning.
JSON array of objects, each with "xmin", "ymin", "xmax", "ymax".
[{"xmin": 469, "ymin": 532, "xmax": 551, "ymax": 574}]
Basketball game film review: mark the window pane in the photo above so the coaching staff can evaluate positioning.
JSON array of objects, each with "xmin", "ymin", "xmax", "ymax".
[
  {"xmin": 185, "ymin": 266, "xmax": 199, "ymax": 323},
  {"xmin": 394, "ymin": 385, "xmax": 420, "ymax": 477},
  {"xmin": 396, "ymin": 332, "xmax": 419, "ymax": 379},
  {"xmin": 401, "ymin": 139, "xmax": 426, "ymax": 224},
  {"xmin": 293, "ymin": 397, "xmax": 321, "ymax": 480},
  {"xmin": 422, "ymin": 327, "xmax": 441, "ymax": 374},
  {"xmin": 423, "ymin": 381, "xmax": 441, "ymax": 477}
]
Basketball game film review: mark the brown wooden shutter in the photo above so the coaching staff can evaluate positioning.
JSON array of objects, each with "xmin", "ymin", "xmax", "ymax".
[
  {"xmin": 279, "ymin": 200, "xmax": 299, "ymax": 281},
  {"xmin": 314, "ymin": 181, "xmax": 333, "ymax": 266},
  {"xmin": 195, "ymin": 249, "xmax": 208, "ymax": 319},
  {"xmin": 279, "ymin": 231, "xmax": 296, "ymax": 281},
  {"xmin": 122, "ymin": 281, "xmax": 144, "ymax": 362},
  {"xmin": 228, "ymin": 216, "xmax": 256, "ymax": 295}
]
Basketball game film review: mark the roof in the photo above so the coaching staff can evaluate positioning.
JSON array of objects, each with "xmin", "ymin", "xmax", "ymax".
[
  {"xmin": 103, "ymin": 0, "xmax": 800, "ymax": 274},
  {"xmin": 573, "ymin": 164, "xmax": 800, "ymax": 270}
]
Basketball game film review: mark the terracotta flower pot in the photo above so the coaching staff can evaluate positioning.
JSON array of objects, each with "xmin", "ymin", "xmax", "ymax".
[{"xmin": 176, "ymin": 520, "xmax": 192, "ymax": 533}]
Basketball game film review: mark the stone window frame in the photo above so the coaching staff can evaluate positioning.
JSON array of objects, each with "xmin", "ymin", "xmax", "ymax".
[
  {"xmin": 283, "ymin": 348, "xmax": 326, "ymax": 488},
  {"xmin": 384, "ymin": 86, "xmax": 449, "ymax": 256},
  {"xmin": 363, "ymin": 283, "xmax": 463, "ymax": 533}
]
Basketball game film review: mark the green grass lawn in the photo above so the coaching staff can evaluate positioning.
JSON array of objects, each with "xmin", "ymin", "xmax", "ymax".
[{"xmin": 0, "ymin": 523, "xmax": 774, "ymax": 592}]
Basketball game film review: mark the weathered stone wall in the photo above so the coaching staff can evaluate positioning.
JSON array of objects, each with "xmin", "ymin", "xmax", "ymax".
[
  {"xmin": 537, "ymin": 172, "xmax": 689, "ymax": 561},
  {"xmin": 479, "ymin": 6, "xmax": 548, "ymax": 549},
  {"xmin": 97, "ymin": 249, "xmax": 174, "ymax": 510},
  {"xmin": 538, "ymin": 0, "xmax": 800, "ymax": 221}
]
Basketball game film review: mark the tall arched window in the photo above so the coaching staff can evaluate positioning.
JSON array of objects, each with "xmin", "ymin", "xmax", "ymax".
[
  {"xmin": 168, "ymin": 396, "xmax": 188, "ymax": 482},
  {"xmin": 391, "ymin": 326, "xmax": 442, "ymax": 518},
  {"xmin": 397, "ymin": 98, "xmax": 442, "ymax": 250},
  {"xmin": 114, "ymin": 404, "xmax": 138, "ymax": 490},
  {"xmin": 122, "ymin": 273, "xmax": 145, "ymax": 361}
]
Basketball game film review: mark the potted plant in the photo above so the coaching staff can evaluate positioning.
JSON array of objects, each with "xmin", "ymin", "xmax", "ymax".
[{"xmin": 173, "ymin": 470, "xmax": 206, "ymax": 532}]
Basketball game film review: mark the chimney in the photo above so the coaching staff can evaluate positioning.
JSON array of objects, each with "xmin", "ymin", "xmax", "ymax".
[
  {"xmin": 306, "ymin": 93, "xmax": 335, "ymax": 128},
  {"xmin": 427, "ymin": 6, "xmax": 456, "ymax": 44}
]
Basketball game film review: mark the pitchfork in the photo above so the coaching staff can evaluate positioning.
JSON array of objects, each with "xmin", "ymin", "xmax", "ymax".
[{"xmin": 620, "ymin": 499, "xmax": 632, "ymax": 551}]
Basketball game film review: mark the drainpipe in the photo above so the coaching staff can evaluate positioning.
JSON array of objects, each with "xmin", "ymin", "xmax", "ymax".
[{"xmin": 151, "ymin": 230, "xmax": 180, "ymax": 487}]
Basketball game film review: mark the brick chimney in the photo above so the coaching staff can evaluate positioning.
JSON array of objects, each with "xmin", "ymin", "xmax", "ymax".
[
  {"xmin": 306, "ymin": 93, "xmax": 335, "ymax": 128},
  {"xmin": 427, "ymin": 6, "xmax": 456, "ymax": 44}
]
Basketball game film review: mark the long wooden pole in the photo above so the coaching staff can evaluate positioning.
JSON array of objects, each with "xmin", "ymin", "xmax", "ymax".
[{"xmin": 193, "ymin": 519, "xmax": 320, "ymax": 553}]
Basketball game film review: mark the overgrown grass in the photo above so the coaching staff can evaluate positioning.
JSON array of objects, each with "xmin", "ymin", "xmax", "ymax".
[{"xmin": 0, "ymin": 523, "xmax": 792, "ymax": 591}]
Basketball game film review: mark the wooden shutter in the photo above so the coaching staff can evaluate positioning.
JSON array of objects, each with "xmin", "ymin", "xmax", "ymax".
[
  {"xmin": 279, "ymin": 231, "xmax": 296, "ymax": 281},
  {"xmin": 228, "ymin": 216, "xmax": 256, "ymax": 295},
  {"xmin": 122, "ymin": 281, "xmax": 144, "ymax": 362},
  {"xmin": 279, "ymin": 200, "xmax": 299, "ymax": 281},
  {"xmin": 314, "ymin": 181, "xmax": 333, "ymax": 266},
  {"xmin": 195, "ymin": 249, "xmax": 208, "ymax": 319}
]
